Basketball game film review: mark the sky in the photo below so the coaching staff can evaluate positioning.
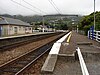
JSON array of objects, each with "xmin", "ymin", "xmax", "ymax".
[{"xmin": 0, "ymin": 0, "xmax": 100, "ymax": 16}]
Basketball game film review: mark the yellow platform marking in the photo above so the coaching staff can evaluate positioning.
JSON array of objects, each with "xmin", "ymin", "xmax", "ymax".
[{"xmin": 67, "ymin": 32, "xmax": 72, "ymax": 43}]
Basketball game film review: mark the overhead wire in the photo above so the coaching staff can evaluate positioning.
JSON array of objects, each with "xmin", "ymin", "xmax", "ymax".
[
  {"xmin": 11, "ymin": 0, "xmax": 46, "ymax": 30},
  {"xmin": 51, "ymin": 0, "xmax": 62, "ymax": 14},
  {"xmin": 22, "ymin": 0, "xmax": 47, "ymax": 15},
  {"xmin": 11, "ymin": 0, "xmax": 42, "ymax": 15},
  {"xmin": 11, "ymin": 0, "xmax": 62, "ymax": 15},
  {"xmin": 48, "ymin": 0, "xmax": 62, "ymax": 14}
]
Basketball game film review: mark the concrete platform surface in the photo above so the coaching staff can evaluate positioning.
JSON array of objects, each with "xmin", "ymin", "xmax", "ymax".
[
  {"xmin": 0, "ymin": 32, "xmax": 54, "ymax": 40},
  {"xmin": 82, "ymin": 52, "xmax": 100, "ymax": 75},
  {"xmin": 41, "ymin": 54, "xmax": 58, "ymax": 73},
  {"xmin": 41, "ymin": 31, "xmax": 100, "ymax": 75},
  {"xmin": 41, "ymin": 56, "xmax": 82, "ymax": 75}
]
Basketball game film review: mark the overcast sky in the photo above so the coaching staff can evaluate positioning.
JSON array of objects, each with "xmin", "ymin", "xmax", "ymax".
[{"xmin": 0, "ymin": 0, "xmax": 100, "ymax": 16}]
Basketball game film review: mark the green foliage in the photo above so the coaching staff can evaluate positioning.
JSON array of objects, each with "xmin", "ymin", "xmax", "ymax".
[
  {"xmin": 79, "ymin": 11, "xmax": 100, "ymax": 35},
  {"xmin": 0, "ymin": 14, "xmax": 70, "ymax": 30},
  {"xmin": 60, "ymin": 24, "xmax": 68, "ymax": 30},
  {"xmin": 0, "ymin": 14, "xmax": 43, "ymax": 23},
  {"xmin": 55, "ymin": 24, "xmax": 68, "ymax": 30}
]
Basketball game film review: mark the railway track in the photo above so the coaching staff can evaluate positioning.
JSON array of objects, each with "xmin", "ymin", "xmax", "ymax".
[
  {"xmin": 0, "ymin": 32, "xmax": 67, "ymax": 75},
  {"xmin": 0, "ymin": 39, "xmax": 54, "ymax": 75},
  {"xmin": 0, "ymin": 32, "xmax": 63, "ymax": 51}
]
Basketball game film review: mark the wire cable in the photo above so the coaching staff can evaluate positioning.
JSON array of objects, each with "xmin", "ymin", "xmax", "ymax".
[
  {"xmin": 22, "ymin": 0, "xmax": 47, "ymax": 15},
  {"xmin": 48, "ymin": 0, "xmax": 61, "ymax": 14},
  {"xmin": 51, "ymin": 0, "xmax": 62, "ymax": 14},
  {"xmin": 11, "ymin": 0, "xmax": 42, "ymax": 15}
]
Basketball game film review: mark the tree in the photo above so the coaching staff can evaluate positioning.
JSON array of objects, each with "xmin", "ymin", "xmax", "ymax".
[{"xmin": 79, "ymin": 11, "xmax": 100, "ymax": 35}]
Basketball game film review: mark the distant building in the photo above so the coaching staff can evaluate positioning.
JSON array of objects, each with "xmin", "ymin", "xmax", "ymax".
[
  {"xmin": 0, "ymin": 17, "xmax": 32, "ymax": 36},
  {"xmin": 37, "ymin": 25, "xmax": 53, "ymax": 32}
]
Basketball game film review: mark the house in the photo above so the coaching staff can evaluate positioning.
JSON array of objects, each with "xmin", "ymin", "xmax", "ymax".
[
  {"xmin": 0, "ymin": 17, "xmax": 32, "ymax": 36},
  {"xmin": 36, "ymin": 25, "xmax": 53, "ymax": 32}
]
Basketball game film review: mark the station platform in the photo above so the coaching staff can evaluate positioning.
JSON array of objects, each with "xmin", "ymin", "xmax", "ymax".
[
  {"xmin": 41, "ymin": 31, "xmax": 100, "ymax": 75},
  {"xmin": 0, "ymin": 32, "xmax": 54, "ymax": 40}
]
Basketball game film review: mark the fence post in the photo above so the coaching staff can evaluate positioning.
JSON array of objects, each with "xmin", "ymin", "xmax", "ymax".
[
  {"xmin": 88, "ymin": 30, "xmax": 90, "ymax": 39},
  {"xmin": 96, "ymin": 31, "xmax": 98, "ymax": 41}
]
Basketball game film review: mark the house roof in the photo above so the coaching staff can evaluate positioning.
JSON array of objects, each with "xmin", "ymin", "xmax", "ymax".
[{"xmin": 0, "ymin": 17, "xmax": 31, "ymax": 27}]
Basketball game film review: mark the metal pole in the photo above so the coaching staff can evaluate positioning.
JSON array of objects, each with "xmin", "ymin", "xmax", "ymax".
[
  {"xmin": 42, "ymin": 16, "xmax": 44, "ymax": 32},
  {"xmin": 94, "ymin": 0, "xmax": 95, "ymax": 31},
  {"xmin": 54, "ymin": 21, "xmax": 55, "ymax": 32},
  {"xmin": 77, "ymin": 25, "xmax": 78, "ymax": 33}
]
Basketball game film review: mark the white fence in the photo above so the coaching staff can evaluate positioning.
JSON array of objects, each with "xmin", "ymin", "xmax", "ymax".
[{"xmin": 88, "ymin": 30, "xmax": 100, "ymax": 42}]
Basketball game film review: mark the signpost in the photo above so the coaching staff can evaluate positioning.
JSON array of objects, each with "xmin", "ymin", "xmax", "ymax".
[{"xmin": 89, "ymin": 26, "xmax": 94, "ymax": 39}]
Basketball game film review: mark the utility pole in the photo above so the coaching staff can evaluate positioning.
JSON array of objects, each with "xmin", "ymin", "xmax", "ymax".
[
  {"xmin": 42, "ymin": 16, "xmax": 45, "ymax": 32},
  {"xmin": 94, "ymin": 0, "xmax": 95, "ymax": 31},
  {"xmin": 77, "ymin": 25, "xmax": 78, "ymax": 33},
  {"xmin": 54, "ymin": 21, "xmax": 55, "ymax": 32}
]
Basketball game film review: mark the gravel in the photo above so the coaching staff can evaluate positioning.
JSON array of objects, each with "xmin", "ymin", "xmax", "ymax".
[
  {"xmin": 20, "ymin": 53, "xmax": 48, "ymax": 75},
  {"xmin": 0, "ymin": 34, "xmax": 63, "ymax": 66}
]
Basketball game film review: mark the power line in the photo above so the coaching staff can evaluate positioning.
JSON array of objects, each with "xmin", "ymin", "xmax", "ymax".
[
  {"xmin": 22, "ymin": 0, "xmax": 47, "ymax": 15},
  {"xmin": 11, "ymin": 0, "xmax": 46, "ymax": 32},
  {"xmin": 48, "ymin": 0, "xmax": 61, "ymax": 14},
  {"xmin": 51, "ymin": 0, "xmax": 62, "ymax": 14},
  {"xmin": 11, "ymin": 0, "xmax": 42, "ymax": 15}
]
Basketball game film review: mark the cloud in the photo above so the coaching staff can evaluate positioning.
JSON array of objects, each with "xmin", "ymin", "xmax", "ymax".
[{"xmin": 0, "ymin": 0, "xmax": 100, "ymax": 15}]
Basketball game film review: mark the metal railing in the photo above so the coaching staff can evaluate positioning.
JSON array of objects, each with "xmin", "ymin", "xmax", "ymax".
[
  {"xmin": 76, "ymin": 47, "xmax": 89, "ymax": 75},
  {"xmin": 88, "ymin": 30, "xmax": 100, "ymax": 42}
]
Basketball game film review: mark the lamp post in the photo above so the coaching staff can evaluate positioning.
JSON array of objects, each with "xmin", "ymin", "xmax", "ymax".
[
  {"xmin": 42, "ymin": 16, "xmax": 45, "ymax": 32},
  {"xmin": 94, "ymin": 0, "xmax": 95, "ymax": 31}
]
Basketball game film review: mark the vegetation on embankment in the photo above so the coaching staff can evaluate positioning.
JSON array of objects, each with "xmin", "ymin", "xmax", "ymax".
[{"xmin": 79, "ymin": 11, "xmax": 100, "ymax": 35}]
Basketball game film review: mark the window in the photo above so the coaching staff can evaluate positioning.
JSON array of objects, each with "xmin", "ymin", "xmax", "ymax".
[
  {"xmin": 29, "ymin": 27, "xmax": 31, "ymax": 30},
  {"xmin": 19, "ymin": 26, "xmax": 21, "ymax": 31}
]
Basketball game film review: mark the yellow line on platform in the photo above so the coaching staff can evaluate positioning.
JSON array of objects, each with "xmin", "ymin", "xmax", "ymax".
[{"xmin": 67, "ymin": 32, "xmax": 72, "ymax": 43}]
